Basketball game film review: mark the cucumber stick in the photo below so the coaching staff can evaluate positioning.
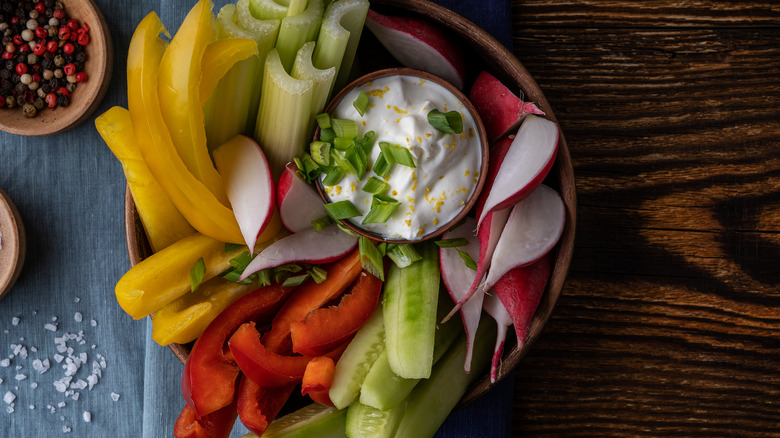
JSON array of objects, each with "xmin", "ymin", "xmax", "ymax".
[
  {"xmin": 383, "ymin": 242, "xmax": 440, "ymax": 379},
  {"xmin": 329, "ymin": 306, "xmax": 385, "ymax": 409},
  {"xmin": 345, "ymin": 399, "xmax": 404, "ymax": 438},
  {"xmin": 393, "ymin": 317, "xmax": 497, "ymax": 438},
  {"xmin": 360, "ymin": 297, "xmax": 463, "ymax": 410},
  {"xmin": 242, "ymin": 403, "xmax": 346, "ymax": 438}
]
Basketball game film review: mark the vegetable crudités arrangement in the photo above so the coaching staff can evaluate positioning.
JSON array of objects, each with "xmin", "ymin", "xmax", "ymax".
[{"xmin": 96, "ymin": 0, "xmax": 566, "ymax": 437}]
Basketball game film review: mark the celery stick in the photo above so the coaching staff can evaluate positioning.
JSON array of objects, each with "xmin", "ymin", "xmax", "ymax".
[
  {"xmin": 345, "ymin": 399, "xmax": 404, "ymax": 438},
  {"xmin": 254, "ymin": 48, "xmax": 315, "ymax": 177},
  {"xmin": 248, "ymin": 0, "xmax": 289, "ymax": 19},
  {"xmin": 286, "ymin": 0, "xmax": 307, "ymax": 16},
  {"xmin": 382, "ymin": 241, "xmax": 440, "ymax": 379},
  {"xmin": 276, "ymin": 0, "xmax": 324, "ymax": 72},
  {"xmin": 330, "ymin": 307, "xmax": 385, "ymax": 410},
  {"xmin": 359, "ymin": 297, "xmax": 463, "ymax": 410},
  {"xmin": 313, "ymin": 0, "xmax": 369, "ymax": 92},
  {"xmin": 243, "ymin": 403, "xmax": 347, "ymax": 438},
  {"xmin": 292, "ymin": 41, "xmax": 336, "ymax": 141},
  {"xmin": 393, "ymin": 318, "xmax": 497, "ymax": 438},
  {"xmin": 205, "ymin": 2, "xmax": 279, "ymax": 150}
]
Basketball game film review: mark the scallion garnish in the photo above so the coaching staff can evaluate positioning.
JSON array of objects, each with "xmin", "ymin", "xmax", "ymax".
[
  {"xmin": 457, "ymin": 249, "xmax": 477, "ymax": 270},
  {"xmin": 362, "ymin": 176, "xmax": 390, "ymax": 195},
  {"xmin": 256, "ymin": 269, "xmax": 272, "ymax": 287},
  {"xmin": 353, "ymin": 89, "xmax": 369, "ymax": 116},
  {"xmin": 358, "ymin": 236, "xmax": 385, "ymax": 281},
  {"xmin": 190, "ymin": 257, "xmax": 206, "ymax": 293},
  {"xmin": 319, "ymin": 127, "xmax": 337, "ymax": 143},
  {"xmin": 324, "ymin": 200, "xmax": 362, "ymax": 219},
  {"xmin": 294, "ymin": 153, "xmax": 321, "ymax": 183},
  {"xmin": 221, "ymin": 270, "xmax": 253, "ymax": 285},
  {"xmin": 309, "ymin": 266, "xmax": 328, "ymax": 284},
  {"xmin": 330, "ymin": 149, "xmax": 358, "ymax": 176},
  {"xmin": 315, "ymin": 112, "xmax": 332, "ymax": 129},
  {"xmin": 427, "ymin": 109, "xmax": 463, "ymax": 134},
  {"xmin": 333, "ymin": 137, "xmax": 355, "ymax": 151},
  {"xmin": 228, "ymin": 251, "xmax": 252, "ymax": 271},
  {"xmin": 362, "ymin": 194, "xmax": 400, "ymax": 224},
  {"xmin": 225, "ymin": 243, "xmax": 243, "ymax": 252},
  {"xmin": 282, "ymin": 273, "xmax": 310, "ymax": 287},
  {"xmin": 435, "ymin": 238, "xmax": 469, "ymax": 248},
  {"xmin": 332, "ymin": 118, "xmax": 358, "ymax": 139},
  {"xmin": 355, "ymin": 130, "xmax": 376, "ymax": 155},
  {"xmin": 379, "ymin": 142, "xmax": 416, "ymax": 168},
  {"xmin": 345, "ymin": 146, "xmax": 368, "ymax": 179},
  {"xmin": 372, "ymin": 152, "xmax": 392, "ymax": 178},
  {"xmin": 310, "ymin": 141, "xmax": 331, "ymax": 166},
  {"xmin": 322, "ymin": 167, "xmax": 346, "ymax": 186},
  {"xmin": 311, "ymin": 215, "xmax": 334, "ymax": 231},
  {"xmin": 386, "ymin": 243, "xmax": 422, "ymax": 268}
]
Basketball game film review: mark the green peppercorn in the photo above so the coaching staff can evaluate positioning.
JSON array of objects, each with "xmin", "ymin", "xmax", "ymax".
[
  {"xmin": 22, "ymin": 103, "xmax": 37, "ymax": 118},
  {"xmin": 33, "ymin": 98, "xmax": 45, "ymax": 111}
]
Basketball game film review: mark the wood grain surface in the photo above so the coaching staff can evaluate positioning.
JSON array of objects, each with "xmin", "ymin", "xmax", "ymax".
[{"xmin": 508, "ymin": 1, "xmax": 780, "ymax": 436}]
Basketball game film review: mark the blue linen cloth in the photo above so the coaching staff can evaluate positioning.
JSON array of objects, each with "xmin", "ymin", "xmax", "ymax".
[{"xmin": 0, "ymin": 0, "xmax": 514, "ymax": 436}]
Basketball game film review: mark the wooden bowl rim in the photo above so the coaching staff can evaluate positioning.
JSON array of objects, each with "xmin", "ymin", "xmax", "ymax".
[
  {"xmin": 313, "ymin": 67, "xmax": 490, "ymax": 244},
  {"xmin": 124, "ymin": 0, "xmax": 577, "ymax": 409},
  {"xmin": 0, "ymin": 187, "xmax": 26, "ymax": 300},
  {"xmin": 0, "ymin": 0, "xmax": 113, "ymax": 137}
]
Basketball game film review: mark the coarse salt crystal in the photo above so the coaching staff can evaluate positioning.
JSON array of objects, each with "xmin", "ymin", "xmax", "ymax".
[
  {"xmin": 0, "ymin": 358, "xmax": 9, "ymax": 367},
  {"xmin": 74, "ymin": 297, "xmax": 80, "ymax": 303},
  {"xmin": 11, "ymin": 317, "xmax": 19, "ymax": 326},
  {"xmin": 3, "ymin": 391, "xmax": 16, "ymax": 404},
  {"xmin": 44, "ymin": 323, "xmax": 58, "ymax": 332},
  {"xmin": 110, "ymin": 392, "xmax": 120, "ymax": 402},
  {"xmin": 62, "ymin": 425, "xmax": 71, "ymax": 433},
  {"xmin": 74, "ymin": 312, "xmax": 83, "ymax": 322},
  {"xmin": 71, "ymin": 392, "xmax": 79, "ymax": 401},
  {"xmin": 6, "ymin": 406, "xmax": 13, "ymax": 414},
  {"xmin": 53, "ymin": 354, "xmax": 64, "ymax": 363},
  {"xmin": 82, "ymin": 411, "xmax": 91, "ymax": 422},
  {"xmin": 29, "ymin": 404, "xmax": 34, "ymax": 409},
  {"xmin": 14, "ymin": 374, "xmax": 26, "ymax": 381},
  {"xmin": 30, "ymin": 382, "xmax": 37, "ymax": 389},
  {"xmin": 58, "ymin": 401, "xmax": 66, "ymax": 408},
  {"xmin": 90, "ymin": 320, "xmax": 97, "ymax": 327}
]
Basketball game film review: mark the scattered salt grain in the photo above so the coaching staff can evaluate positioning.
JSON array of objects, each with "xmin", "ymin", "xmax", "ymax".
[
  {"xmin": 6, "ymin": 406, "xmax": 13, "ymax": 413},
  {"xmin": 71, "ymin": 392, "xmax": 79, "ymax": 401},
  {"xmin": 0, "ymin": 359, "xmax": 9, "ymax": 367},
  {"xmin": 4, "ymin": 391, "xmax": 15, "ymax": 404},
  {"xmin": 74, "ymin": 312, "xmax": 83, "ymax": 323},
  {"xmin": 53, "ymin": 354, "xmax": 64, "ymax": 363},
  {"xmin": 29, "ymin": 382, "xmax": 37, "ymax": 389},
  {"xmin": 90, "ymin": 319, "xmax": 97, "ymax": 327},
  {"xmin": 58, "ymin": 401, "xmax": 66, "ymax": 408},
  {"xmin": 82, "ymin": 411, "xmax": 91, "ymax": 422},
  {"xmin": 29, "ymin": 404, "xmax": 34, "ymax": 409},
  {"xmin": 32, "ymin": 358, "xmax": 50, "ymax": 374},
  {"xmin": 62, "ymin": 425, "xmax": 71, "ymax": 433},
  {"xmin": 14, "ymin": 374, "xmax": 26, "ymax": 381},
  {"xmin": 74, "ymin": 297, "xmax": 80, "ymax": 303},
  {"xmin": 11, "ymin": 317, "xmax": 19, "ymax": 326},
  {"xmin": 110, "ymin": 392, "xmax": 120, "ymax": 402},
  {"xmin": 44, "ymin": 323, "xmax": 58, "ymax": 332}
]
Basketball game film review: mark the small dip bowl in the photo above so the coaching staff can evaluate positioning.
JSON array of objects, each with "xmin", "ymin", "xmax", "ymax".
[
  {"xmin": 0, "ymin": 0, "xmax": 112, "ymax": 136},
  {"xmin": 314, "ymin": 67, "xmax": 489, "ymax": 244},
  {"xmin": 0, "ymin": 187, "xmax": 25, "ymax": 300}
]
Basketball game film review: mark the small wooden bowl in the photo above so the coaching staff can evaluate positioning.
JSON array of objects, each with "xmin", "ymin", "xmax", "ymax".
[
  {"xmin": 314, "ymin": 67, "xmax": 489, "ymax": 244},
  {"xmin": 125, "ymin": 0, "xmax": 576, "ymax": 411},
  {"xmin": 0, "ymin": 187, "xmax": 26, "ymax": 300},
  {"xmin": 0, "ymin": 0, "xmax": 113, "ymax": 136}
]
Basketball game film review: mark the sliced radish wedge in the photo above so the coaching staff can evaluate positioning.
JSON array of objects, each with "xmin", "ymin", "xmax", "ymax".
[
  {"xmin": 212, "ymin": 134, "xmax": 275, "ymax": 252},
  {"xmin": 469, "ymin": 71, "xmax": 545, "ymax": 143},
  {"xmin": 476, "ymin": 115, "xmax": 559, "ymax": 227},
  {"xmin": 482, "ymin": 291, "xmax": 512, "ymax": 383},
  {"xmin": 365, "ymin": 9, "xmax": 466, "ymax": 89},
  {"xmin": 438, "ymin": 217, "xmax": 484, "ymax": 373},
  {"xmin": 482, "ymin": 184, "xmax": 564, "ymax": 293},
  {"xmin": 277, "ymin": 163, "xmax": 328, "ymax": 233},
  {"xmin": 239, "ymin": 225, "xmax": 358, "ymax": 280},
  {"xmin": 493, "ymin": 253, "xmax": 553, "ymax": 349}
]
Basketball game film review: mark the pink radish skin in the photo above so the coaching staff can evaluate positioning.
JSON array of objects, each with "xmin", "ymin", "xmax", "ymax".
[
  {"xmin": 212, "ymin": 135, "xmax": 275, "ymax": 253},
  {"xmin": 239, "ymin": 225, "xmax": 357, "ymax": 280},
  {"xmin": 481, "ymin": 184, "xmax": 564, "ymax": 293},
  {"xmin": 492, "ymin": 253, "xmax": 553, "ymax": 349},
  {"xmin": 438, "ymin": 217, "xmax": 485, "ymax": 373},
  {"xmin": 277, "ymin": 163, "xmax": 328, "ymax": 233},
  {"xmin": 482, "ymin": 291, "xmax": 513, "ymax": 383},
  {"xmin": 469, "ymin": 71, "xmax": 545, "ymax": 143},
  {"xmin": 476, "ymin": 114, "xmax": 560, "ymax": 228},
  {"xmin": 365, "ymin": 9, "xmax": 466, "ymax": 89}
]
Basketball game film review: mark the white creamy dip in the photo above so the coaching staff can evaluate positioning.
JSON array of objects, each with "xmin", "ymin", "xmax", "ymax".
[{"xmin": 321, "ymin": 74, "xmax": 482, "ymax": 241}]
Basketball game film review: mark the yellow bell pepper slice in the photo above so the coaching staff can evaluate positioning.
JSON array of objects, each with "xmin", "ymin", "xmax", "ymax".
[
  {"xmin": 127, "ymin": 12, "xmax": 243, "ymax": 244},
  {"xmin": 96, "ymin": 106, "xmax": 195, "ymax": 253},
  {"xmin": 115, "ymin": 232, "xmax": 245, "ymax": 320},
  {"xmin": 151, "ymin": 277, "xmax": 255, "ymax": 346},
  {"xmin": 157, "ymin": 0, "xmax": 229, "ymax": 206},
  {"xmin": 199, "ymin": 37, "xmax": 259, "ymax": 106}
]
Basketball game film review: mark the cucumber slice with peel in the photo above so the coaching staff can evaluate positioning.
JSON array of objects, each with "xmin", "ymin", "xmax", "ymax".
[
  {"xmin": 241, "ymin": 403, "xmax": 347, "ymax": 438},
  {"xmin": 329, "ymin": 306, "xmax": 385, "ymax": 409},
  {"xmin": 345, "ymin": 399, "xmax": 404, "ymax": 438}
]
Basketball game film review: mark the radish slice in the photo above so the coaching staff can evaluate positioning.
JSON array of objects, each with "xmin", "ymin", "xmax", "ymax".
[
  {"xmin": 239, "ymin": 226, "xmax": 357, "ymax": 280},
  {"xmin": 365, "ymin": 9, "xmax": 466, "ymax": 89},
  {"xmin": 212, "ymin": 134, "xmax": 275, "ymax": 253},
  {"xmin": 277, "ymin": 163, "xmax": 327, "ymax": 233},
  {"xmin": 493, "ymin": 253, "xmax": 553, "ymax": 349},
  {"xmin": 482, "ymin": 291, "xmax": 512, "ymax": 383},
  {"xmin": 476, "ymin": 115, "xmax": 559, "ymax": 227},
  {"xmin": 438, "ymin": 217, "xmax": 484, "ymax": 373},
  {"xmin": 469, "ymin": 71, "xmax": 545, "ymax": 143},
  {"xmin": 482, "ymin": 184, "xmax": 564, "ymax": 293}
]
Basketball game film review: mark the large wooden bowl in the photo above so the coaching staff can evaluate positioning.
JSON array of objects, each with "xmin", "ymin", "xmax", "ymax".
[
  {"xmin": 125, "ymin": 0, "xmax": 576, "ymax": 410},
  {"xmin": 0, "ymin": 0, "xmax": 113, "ymax": 136}
]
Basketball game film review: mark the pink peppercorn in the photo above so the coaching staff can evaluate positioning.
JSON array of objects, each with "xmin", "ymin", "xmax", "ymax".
[
  {"xmin": 77, "ymin": 33, "xmax": 89, "ymax": 46},
  {"xmin": 16, "ymin": 63, "xmax": 28, "ymax": 75},
  {"xmin": 47, "ymin": 40, "xmax": 58, "ymax": 53},
  {"xmin": 75, "ymin": 72, "xmax": 88, "ymax": 83}
]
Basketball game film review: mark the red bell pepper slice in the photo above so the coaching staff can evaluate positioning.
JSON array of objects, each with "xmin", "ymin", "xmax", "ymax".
[
  {"xmin": 181, "ymin": 284, "xmax": 293, "ymax": 418},
  {"xmin": 290, "ymin": 271, "xmax": 382, "ymax": 357},
  {"xmin": 236, "ymin": 375, "xmax": 296, "ymax": 437},
  {"xmin": 229, "ymin": 321, "xmax": 313, "ymax": 387},
  {"xmin": 173, "ymin": 399, "xmax": 237, "ymax": 438},
  {"xmin": 262, "ymin": 249, "xmax": 362, "ymax": 354},
  {"xmin": 301, "ymin": 356, "xmax": 336, "ymax": 407}
]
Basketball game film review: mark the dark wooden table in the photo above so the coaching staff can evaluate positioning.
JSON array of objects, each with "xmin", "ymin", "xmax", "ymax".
[{"xmin": 507, "ymin": 1, "xmax": 780, "ymax": 436}]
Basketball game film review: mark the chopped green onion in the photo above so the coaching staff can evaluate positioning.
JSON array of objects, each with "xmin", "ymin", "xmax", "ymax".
[
  {"xmin": 311, "ymin": 215, "xmax": 334, "ymax": 231},
  {"xmin": 362, "ymin": 194, "xmax": 400, "ymax": 224},
  {"xmin": 282, "ymin": 273, "xmax": 311, "ymax": 287},
  {"xmin": 256, "ymin": 269, "xmax": 272, "ymax": 287},
  {"xmin": 435, "ymin": 238, "xmax": 469, "ymax": 248},
  {"xmin": 324, "ymin": 200, "xmax": 362, "ymax": 219},
  {"xmin": 376, "ymin": 242, "xmax": 387, "ymax": 256},
  {"xmin": 335, "ymin": 220, "xmax": 360, "ymax": 238},
  {"xmin": 457, "ymin": 249, "xmax": 477, "ymax": 270},
  {"xmin": 294, "ymin": 153, "xmax": 321, "ymax": 183},
  {"xmin": 333, "ymin": 137, "xmax": 355, "ymax": 151},
  {"xmin": 315, "ymin": 113, "xmax": 332, "ymax": 129},
  {"xmin": 353, "ymin": 89, "xmax": 369, "ymax": 116},
  {"xmin": 332, "ymin": 118, "xmax": 358, "ymax": 139},
  {"xmin": 362, "ymin": 176, "xmax": 390, "ymax": 195},
  {"xmin": 386, "ymin": 244, "xmax": 422, "ymax": 268},
  {"xmin": 427, "ymin": 109, "xmax": 463, "ymax": 134},
  {"xmin": 310, "ymin": 141, "xmax": 331, "ymax": 166},
  {"xmin": 190, "ymin": 258, "xmax": 206, "ymax": 293},
  {"xmin": 379, "ymin": 142, "xmax": 416, "ymax": 168},
  {"xmin": 354, "ymin": 130, "xmax": 375, "ymax": 155},
  {"xmin": 359, "ymin": 236, "xmax": 385, "ymax": 281},
  {"xmin": 225, "ymin": 242, "xmax": 243, "ymax": 253},
  {"xmin": 322, "ymin": 167, "xmax": 346, "ymax": 186},
  {"xmin": 330, "ymin": 149, "xmax": 358, "ymax": 176},
  {"xmin": 372, "ymin": 152, "xmax": 392, "ymax": 178},
  {"xmin": 228, "ymin": 251, "xmax": 253, "ymax": 271},
  {"xmin": 309, "ymin": 266, "xmax": 328, "ymax": 284},
  {"xmin": 221, "ymin": 270, "xmax": 254, "ymax": 285},
  {"xmin": 345, "ymin": 145, "xmax": 368, "ymax": 179},
  {"xmin": 319, "ymin": 127, "xmax": 337, "ymax": 143}
]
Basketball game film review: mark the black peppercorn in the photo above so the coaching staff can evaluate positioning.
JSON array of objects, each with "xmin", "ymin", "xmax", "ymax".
[{"xmin": 57, "ymin": 94, "xmax": 68, "ymax": 107}]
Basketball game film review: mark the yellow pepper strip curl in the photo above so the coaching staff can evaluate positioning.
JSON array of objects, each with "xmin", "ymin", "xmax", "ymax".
[
  {"xmin": 157, "ymin": 0, "xmax": 229, "ymax": 206},
  {"xmin": 115, "ymin": 232, "xmax": 245, "ymax": 320},
  {"xmin": 127, "ymin": 12, "xmax": 243, "ymax": 244},
  {"xmin": 96, "ymin": 106, "xmax": 195, "ymax": 253}
]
